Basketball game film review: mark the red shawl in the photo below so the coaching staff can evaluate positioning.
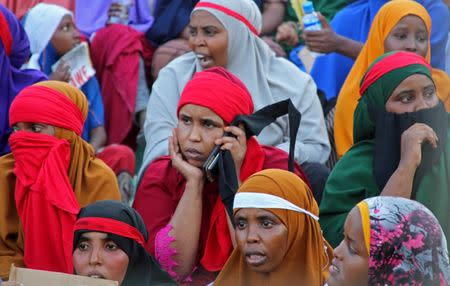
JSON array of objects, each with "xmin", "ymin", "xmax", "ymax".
[
  {"xmin": 90, "ymin": 24, "xmax": 154, "ymax": 145},
  {"xmin": 8, "ymin": 84, "xmax": 84, "ymax": 273}
]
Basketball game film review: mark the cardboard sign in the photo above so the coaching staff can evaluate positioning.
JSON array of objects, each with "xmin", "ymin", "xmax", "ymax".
[
  {"xmin": 51, "ymin": 42, "xmax": 96, "ymax": 89},
  {"xmin": 8, "ymin": 264, "xmax": 118, "ymax": 286}
]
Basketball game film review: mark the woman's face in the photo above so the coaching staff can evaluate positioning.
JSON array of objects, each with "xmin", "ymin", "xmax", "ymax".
[
  {"xmin": 188, "ymin": 10, "xmax": 228, "ymax": 69},
  {"xmin": 234, "ymin": 208, "xmax": 288, "ymax": 273},
  {"xmin": 177, "ymin": 104, "xmax": 225, "ymax": 168},
  {"xmin": 326, "ymin": 207, "xmax": 368, "ymax": 286},
  {"xmin": 51, "ymin": 15, "xmax": 81, "ymax": 56},
  {"xmin": 385, "ymin": 73, "xmax": 438, "ymax": 113},
  {"xmin": 384, "ymin": 15, "xmax": 428, "ymax": 58},
  {"xmin": 73, "ymin": 232, "xmax": 129, "ymax": 285},
  {"xmin": 12, "ymin": 122, "xmax": 55, "ymax": 135}
]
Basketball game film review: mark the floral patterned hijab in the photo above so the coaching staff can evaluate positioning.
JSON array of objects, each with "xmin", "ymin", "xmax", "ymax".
[{"xmin": 357, "ymin": 196, "xmax": 450, "ymax": 285}]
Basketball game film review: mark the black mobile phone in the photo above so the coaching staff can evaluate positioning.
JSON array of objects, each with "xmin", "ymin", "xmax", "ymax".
[
  {"xmin": 203, "ymin": 145, "xmax": 221, "ymax": 182},
  {"xmin": 202, "ymin": 131, "xmax": 234, "ymax": 182}
]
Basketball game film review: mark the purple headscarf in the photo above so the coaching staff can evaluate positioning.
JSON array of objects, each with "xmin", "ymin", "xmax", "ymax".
[
  {"xmin": 75, "ymin": 0, "xmax": 155, "ymax": 37},
  {"xmin": 0, "ymin": 4, "xmax": 47, "ymax": 156}
]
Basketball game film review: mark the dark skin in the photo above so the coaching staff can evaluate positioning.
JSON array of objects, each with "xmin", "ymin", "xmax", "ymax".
[
  {"xmin": 275, "ymin": 13, "xmax": 363, "ymax": 59},
  {"xmin": 326, "ymin": 207, "xmax": 369, "ymax": 286},
  {"xmin": 381, "ymin": 74, "xmax": 438, "ymax": 198},
  {"xmin": 167, "ymin": 104, "xmax": 246, "ymax": 278},
  {"xmin": 49, "ymin": 15, "xmax": 107, "ymax": 152},
  {"xmin": 260, "ymin": 0, "xmax": 286, "ymax": 36},
  {"xmin": 234, "ymin": 208, "xmax": 288, "ymax": 273}
]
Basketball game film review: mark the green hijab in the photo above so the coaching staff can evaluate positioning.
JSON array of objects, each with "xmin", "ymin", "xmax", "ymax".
[{"xmin": 319, "ymin": 51, "xmax": 450, "ymax": 248}]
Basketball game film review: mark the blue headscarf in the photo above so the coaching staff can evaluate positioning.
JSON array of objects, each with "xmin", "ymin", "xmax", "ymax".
[{"xmin": 0, "ymin": 4, "xmax": 47, "ymax": 156}]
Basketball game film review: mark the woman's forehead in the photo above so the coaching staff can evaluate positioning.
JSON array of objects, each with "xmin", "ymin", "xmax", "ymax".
[{"xmin": 81, "ymin": 231, "xmax": 108, "ymax": 240}]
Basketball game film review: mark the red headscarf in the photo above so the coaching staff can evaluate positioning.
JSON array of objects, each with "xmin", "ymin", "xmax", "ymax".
[
  {"xmin": 8, "ymin": 82, "xmax": 86, "ymax": 273},
  {"xmin": 177, "ymin": 67, "xmax": 265, "ymax": 271}
]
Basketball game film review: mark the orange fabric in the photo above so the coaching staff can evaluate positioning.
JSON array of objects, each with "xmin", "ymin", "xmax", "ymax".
[
  {"xmin": 333, "ymin": 0, "xmax": 450, "ymax": 158},
  {"xmin": 0, "ymin": 81, "xmax": 120, "ymax": 279},
  {"xmin": 214, "ymin": 169, "xmax": 333, "ymax": 286}
]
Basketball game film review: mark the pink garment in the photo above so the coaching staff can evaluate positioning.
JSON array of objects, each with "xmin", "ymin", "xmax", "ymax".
[{"xmin": 154, "ymin": 224, "xmax": 194, "ymax": 284}]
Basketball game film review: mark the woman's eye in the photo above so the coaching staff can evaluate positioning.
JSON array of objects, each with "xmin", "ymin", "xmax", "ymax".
[
  {"xmin": 424, "ymin": 91, "xmax": 436, "ymax": 99},
  {"xmin": 205, "ymin": 29, "xmax": 216, "ymax": 37},
  {"xmin": 181, "ymin": 116, "xmax": 191, "ymax": 125},
  {"xmin": 105, "ymin": 242, "xmax": 118, "ymax": 251},
  {"xmin": 416, "ymin": 34, "xmax": 427, "ymax": 42},
  {"xmin": 235, "ymin": 220, "xmax": 247, "ymax": 230},
  {"xmin": 77, "ymin": 242, "xmax": 89, "ymax": 251},
  {"xmin": 204, "ymin": 121, "xmax": 216, "ymax": 128},
  {"xmin": 348, "ymin": 245, "xmax": 357, "ymax": 255},
  {"xmin": 31, "ymin": 125, "xmax": 43, "ymax": 132},
  {"xmin": 12, "ymin": 126, "xmax": 19, "ymax": 132},
  {"xmin": 400, "ymin": 94, "xmax": 414, "ymax": 103},
  {"xmin": 189, "ymin": 28, "xmax": 197, "ymax": 37},
  {"xmin": 261, "ymin": 220, "xmax": 273, "ymax": 228},
  {"xmin": 395, "ymin": 33, "xmax": 407, "ymax": 40}
]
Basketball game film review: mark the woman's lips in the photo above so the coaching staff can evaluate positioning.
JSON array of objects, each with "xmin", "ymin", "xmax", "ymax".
[
  {"xmin": 196, "ymin": 54, "xmax": 214, "ymax": 68},
  {"xmin": 245, "ymin": 252, "xmax": 267, "ymax": 267},
  {"xmin": 329, "ymin": 260, "xmax": 340, "ymax": 276},
  {"xmin": 87, "ymin": 272, "xmax": 106, "ymax": 279},
  {"xmin": 183, "ymin": 148, "xmax": 204, "ymax": 161}
]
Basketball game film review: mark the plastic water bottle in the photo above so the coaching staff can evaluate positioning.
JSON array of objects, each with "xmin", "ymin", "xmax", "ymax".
[
  {"xmin": 302, "ymin": 1, "xmax": 322, "ymax": 31},
  {"xmin": 107, "ymin": 0, "xmax": 132, "ymax": 25},
  {"xmin": 302, "ymin": 1, "xmax": 322, "ymax": 57}
]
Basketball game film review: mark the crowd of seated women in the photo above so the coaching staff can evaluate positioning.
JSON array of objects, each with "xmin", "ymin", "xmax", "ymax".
[{"xmin": 0, "ymin": 0, "xmax": 450, "ymax": 285}]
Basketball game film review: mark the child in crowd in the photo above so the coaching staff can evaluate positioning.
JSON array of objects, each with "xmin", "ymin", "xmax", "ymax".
[{"xmin": 22, "ymin": 3, "xmax": 136, "ymax": 202}]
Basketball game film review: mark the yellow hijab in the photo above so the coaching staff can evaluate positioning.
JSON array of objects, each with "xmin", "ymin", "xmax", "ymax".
[
  {"xmin": 214, "ymin": 169, "xmax": 333, "ymax": 286},
  {"xmin": 333, "ymin": 0, "xmax": 450, "ymax": 158}
]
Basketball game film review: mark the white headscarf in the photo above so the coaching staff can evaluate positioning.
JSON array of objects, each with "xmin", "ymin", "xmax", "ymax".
[
  {"xmin": 140, "ymin": 0, "xmax": 329, "ymax": 177},
  {"xmin": 22, "ymin": 3, "xmax": 72, "ymax": 70}
]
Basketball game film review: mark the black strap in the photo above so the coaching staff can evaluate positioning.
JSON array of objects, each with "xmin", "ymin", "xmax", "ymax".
[{"xmin": 218, "ymin": 99, "xmax": 301, "ymax": 219}]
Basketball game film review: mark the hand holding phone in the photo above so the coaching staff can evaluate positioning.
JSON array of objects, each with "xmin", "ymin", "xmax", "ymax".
[{"xmin": 203, "ymin": 125, "xmax": 247, "ymax": 182}]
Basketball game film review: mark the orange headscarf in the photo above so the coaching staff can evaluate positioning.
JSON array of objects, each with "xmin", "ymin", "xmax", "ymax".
[
  {"xmin": 0, "ymin": 81, "xmax": 120, "ymax": 279},
  {"xmin": 214, "ymin": 169, "xmax": 333, "ymax": 286},
  {"xmin": 333, "ymin": 0, "xmax": 450, "ymax": 158}
]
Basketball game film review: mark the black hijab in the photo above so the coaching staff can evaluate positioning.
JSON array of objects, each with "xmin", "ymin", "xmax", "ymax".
[{"xmin": 73, "ymin": 200, "xmax": 176, "ymax": 286}]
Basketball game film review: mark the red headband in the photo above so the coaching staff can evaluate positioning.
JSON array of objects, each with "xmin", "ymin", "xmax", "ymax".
[
  {"xmin": 0, "ymin": 11, "xmax": 12, "ymax": 56},
  {"xmin": 195, "ymin": 2, "xmax": 259, "ymax": 35},
  {"xmin": 74, "ymin": 217, "xmax": 146, "ymax": 247},
  {"xmin": 177, "ymin": 67, "xmax": 253, "ymax": 124},
  {"xmin": 360, "ymin": 52, "xmax": 432, "ymax": 96},
  {"xmin": 9, "ymin": 85, "xmax": 84, "ymax": 135}
]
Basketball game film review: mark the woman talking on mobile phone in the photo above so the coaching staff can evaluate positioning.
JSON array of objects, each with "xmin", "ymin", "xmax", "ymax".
[{"xmin": 133, "ymin": 67, "xmax": 309, "ymax": 285}]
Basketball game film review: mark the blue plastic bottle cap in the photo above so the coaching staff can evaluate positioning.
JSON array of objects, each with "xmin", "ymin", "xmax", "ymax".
[{"xmin": 302, "ymin": 1, "xmax": 314, "ymax": 14}]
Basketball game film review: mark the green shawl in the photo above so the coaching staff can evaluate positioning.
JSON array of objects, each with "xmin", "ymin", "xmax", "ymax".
[{"xmin": 319, "ymin": 52, "xmax": 450, "ymax": 248}]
